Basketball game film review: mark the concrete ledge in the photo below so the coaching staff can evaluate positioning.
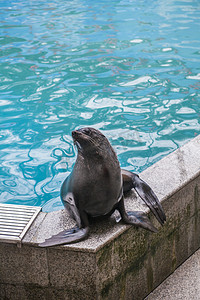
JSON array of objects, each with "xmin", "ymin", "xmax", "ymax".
[{"xmin": 0, "ymin": 135, "xmax": 200, "ymax": 300}]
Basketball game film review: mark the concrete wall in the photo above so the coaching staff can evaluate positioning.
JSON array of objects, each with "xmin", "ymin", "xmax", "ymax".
[{"xmin": 0, "ymin": 135, "xmax": 200, "ymax": 300}]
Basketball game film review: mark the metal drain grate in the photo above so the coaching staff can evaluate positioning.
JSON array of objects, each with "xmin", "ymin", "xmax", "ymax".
[{"xmin": 0, "ymin": 203, "xmax": 41, "ymax": 243}]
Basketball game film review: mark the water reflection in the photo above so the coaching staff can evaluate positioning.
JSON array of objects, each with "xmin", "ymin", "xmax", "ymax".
[{"xmin": 0, "ymin": 0, "xmax": 200, "ymax": 210}]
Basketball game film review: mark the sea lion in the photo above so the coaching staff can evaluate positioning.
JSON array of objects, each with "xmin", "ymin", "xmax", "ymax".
[{"xmin": 39, "ymin": 127, "xmax": 166, "ymax": 247}]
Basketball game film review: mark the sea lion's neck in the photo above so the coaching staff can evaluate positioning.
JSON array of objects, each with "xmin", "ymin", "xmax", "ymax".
[
  {"xmin": 76, "ymin": 145, "xmax": 119, "ymax": 169},
  {"xmin": 77, "ymin": 149, "xmax": 104, "ymax": 163}
]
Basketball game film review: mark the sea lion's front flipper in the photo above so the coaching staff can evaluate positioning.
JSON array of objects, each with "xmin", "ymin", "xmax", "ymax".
[
  {"xmin": 117, "ymin": 197, "xmax": 158, "ymax": 232},
  {"xmin": 38, "ymin": 226, "xmax": 89, "ymax": 247},
  {"xmin": 39, "ymin": 191, "xmax": 90, "ymax": 247},
  {"xmin": 61, "ymin": 192, "xmax": 82, "ymax": 228},
  {"xmin": 121, "ymin": 169, "xmax": 166, "ymax": 225}
]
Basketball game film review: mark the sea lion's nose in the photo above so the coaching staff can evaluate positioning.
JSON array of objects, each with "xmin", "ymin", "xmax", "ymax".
[{"xmin": 72, "ymin": 130, "xmax": 79, "ymax": 138}]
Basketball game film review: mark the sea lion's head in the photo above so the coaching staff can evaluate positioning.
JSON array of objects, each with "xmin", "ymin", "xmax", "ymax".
[{"xmin": 72, "ymin": 127, "xmax": 114, "ymax": 157}]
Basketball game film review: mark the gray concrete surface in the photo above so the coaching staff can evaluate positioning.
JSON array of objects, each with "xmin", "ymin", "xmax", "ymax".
[
  {"xmin": 146, "ymin": 248, "xmax": 200, "ymax": 300},
  {"xmin": 0, "ymin": 134, "xmax": 200, "ymax": 299}
]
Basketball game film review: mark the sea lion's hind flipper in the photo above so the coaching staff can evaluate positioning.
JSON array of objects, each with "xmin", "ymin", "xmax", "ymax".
[
  {"xmin": 126, "ymin": 211, "xmax": 158, "ymax": 233},
  {"xmin": 117, "ymin": 197, "xmax": 157, "ymax": 233},
  {"xmin": 121, "ymin": 169, "xmax": 166, "ymax": 225},
  {"xmin": 38, "ymin": 226, "xmax": 89, "ymax": 247},
  {"xmin": 133, "ymin": 175, "xmax": 166, "ymax": 225}
]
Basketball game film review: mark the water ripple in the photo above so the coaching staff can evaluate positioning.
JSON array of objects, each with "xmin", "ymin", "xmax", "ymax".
[{"xmin": 0, "ymin": 0, "xmax": 200, "ymax": 211}]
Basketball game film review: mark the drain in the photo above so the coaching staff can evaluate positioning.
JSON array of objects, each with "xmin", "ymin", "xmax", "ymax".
[{"xmin": 0, "ymin": 203, "xmax": 41, "ymax": 243}]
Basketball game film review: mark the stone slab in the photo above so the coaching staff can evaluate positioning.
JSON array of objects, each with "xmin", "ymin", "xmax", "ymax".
[{"xmin": 0, "ymin": 243, "xmax": 49, "ymax": 286}]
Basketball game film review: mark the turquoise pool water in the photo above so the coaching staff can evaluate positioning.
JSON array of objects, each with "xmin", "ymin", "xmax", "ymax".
[{"xmin": 0, "ymin": 0, "xmax": 200, "ymax": 211}]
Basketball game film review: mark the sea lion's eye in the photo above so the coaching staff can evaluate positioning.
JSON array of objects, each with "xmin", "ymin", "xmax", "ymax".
[{"xmin": 83, "ymin": 128, "xmax": 91, "ymax": 135}]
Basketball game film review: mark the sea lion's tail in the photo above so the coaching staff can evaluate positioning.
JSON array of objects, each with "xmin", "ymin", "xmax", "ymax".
[
  {"xmin": 122, "ymin": 169, "xmax": 166, "ymax": 225},
  {"xmin": 38, "ymin": 226, "xmax": 89, "ymax": 247}
]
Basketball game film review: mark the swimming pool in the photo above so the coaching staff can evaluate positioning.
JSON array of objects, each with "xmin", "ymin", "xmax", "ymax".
[{"xmin": 0, "ymin": 0, "xmax": 200, "ymax": 211}]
